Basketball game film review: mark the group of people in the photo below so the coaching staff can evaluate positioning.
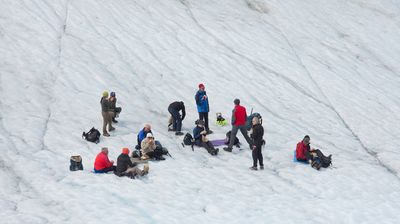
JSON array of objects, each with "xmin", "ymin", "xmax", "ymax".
[
  {"xmin": 100, "ymin": 91, "xmax": 121, "ymax": 137},
  {"xmin": 94, "ymin": 83, "xmax": 330, "ymax": 178}
]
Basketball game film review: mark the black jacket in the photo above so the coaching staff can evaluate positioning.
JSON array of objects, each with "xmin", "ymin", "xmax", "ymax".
[
  {"xmin": 168, "ymin": 101, "xmax": 186, "ymax": 120},
  {"xmin": 251, "ymin": 124, "xmax": 264, "ymax": 147},
  {"xmin": 115, "ymin": 154, "xmax": 137, "ymax": 176}
]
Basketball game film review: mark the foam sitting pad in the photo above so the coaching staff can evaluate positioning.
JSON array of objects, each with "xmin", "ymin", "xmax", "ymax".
[
  {"xmin": 210, "ymin": 139, "xmax": 227, "ymax": 147},
  {"xmin": 293, "ymin": 151, "xmax": 308, "ymax": 164}
]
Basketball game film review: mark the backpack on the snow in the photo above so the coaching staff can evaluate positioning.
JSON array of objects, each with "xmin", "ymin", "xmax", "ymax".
[
  {"xmin": 82, "ymin": 127, "xmax": 101, "ymax": 143},
  {"xmin": 182, "ymin": 133, "xmax": 195, "ymax": 151},
  {"xmin": 70, "ymin": 155, "xmax": 83, "ymax": 171},
  {"xmin": 246, "ymin": 110, "xmax": 262, "ymax": 131},
  {"xmin": 225, "ymin": 131, "xmax": 240, "ymax": 147}
]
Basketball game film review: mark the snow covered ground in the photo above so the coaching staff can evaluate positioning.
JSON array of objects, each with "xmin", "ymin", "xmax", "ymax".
[{"xmin": 1, "ymin": 0, "xmax": 400, "ymax": 223}]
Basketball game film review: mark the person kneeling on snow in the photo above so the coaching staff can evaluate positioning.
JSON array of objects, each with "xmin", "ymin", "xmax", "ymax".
[
  {"xmin": 141, "ymin": 133, "xmax": 165, "ymax": 160},
  {"xmin": 94, "ymin": 147, "xmax": 116, "ymax": 173},
  {"xmin": 114, "ymin": 148, "xmax": 149, "ymax": 178},
  {"xmin": 193, "ymin": 120, "xmax": 218, "ymax": 155}
]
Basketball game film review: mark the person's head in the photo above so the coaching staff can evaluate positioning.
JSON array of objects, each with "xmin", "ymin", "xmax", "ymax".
[
  {"xmin": 101, "ymin": 147, "xmax": 109, "ymax": 155},
  {"xmin": 195, "ymin": 119, "xmax": 205, "ymax": 127},
  {"xmin": 303, "ymin": 135, "xmax": 310, "ymax": 145},
  {"xmin": 252, "ymin": 116, "xmax": 260, "ymax": 125},
  {"xmin": 198, "ymin": 83, "xmax": 205, "ymax": 91},
  {"xmin": 146, "ymin": 133, "xmax": 154, "ymax": 140},
  {"xmin": 234, "ymin": 98, "xmax": 240, "ymax": 105},
  {"xmin": 122, "ymin": 147, "xmax": 129, "ymax": 155},
  {"xmin": 110, "ymin": 92, "xmax": 116, "ymax": 97},
  {"xmin": 144, "ymin": 124, "xmax": 151, "ymax": 132},
  {"xmin": 102, "ymin": 91, "xmax": 109, "ymax": 98}
]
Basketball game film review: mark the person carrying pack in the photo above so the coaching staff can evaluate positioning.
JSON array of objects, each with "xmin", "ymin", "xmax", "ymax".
[
  {"xmin": 100, "ymin": 91, "xmax": 115, "ymax": 137},
  {"xmin": 109, "ymin": 91, "xmax": 121, "ymax": 123},
  {"xmin": 223, "ymin": 99, "xmax": 252, "ymax": 152},
  {"xmin": 246, "ymin": 110, "xmax": 262, "ymax": 131}
]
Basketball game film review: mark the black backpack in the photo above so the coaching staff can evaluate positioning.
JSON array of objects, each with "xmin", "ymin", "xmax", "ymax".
[
  {"xmin": 82, "ymin": 127, "xmax": 100, "ymax": 144},
  {"xmin": 225, "ymin": 131, "xmax": 240, "ymax": 147},
  {"xmin": 182, "ymin": 133, "xmax": 195, "ymax": 151},
  {"xmin": 246, "ymin": 112, "xmax": 262, "ymax": 131},
  {"xmin": 70, "ymin": 155, "xmax": 83, "ymax": 171}
]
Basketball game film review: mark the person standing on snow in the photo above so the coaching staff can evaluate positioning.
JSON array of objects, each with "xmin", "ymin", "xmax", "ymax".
[
  {"xmin": 168, "ymin": 101, "xmax": 186, "ymax": 136},
  {"xmin": 109, "ymin": 91, "xmax": 121, "ymax": 123},
  {"xmin": 100, "ymin": 91, "xmax": 115, "ymax": 137},
  {"xmin": 114, "ymin": 148, "xmax": 149, "ymax": 178},
  {"xmin": 195, "ymin": 83, "xmax": 212, "ymax": 134},
  {"xmin": 94, "ymin": 147, "xmax": 116, "ymax": 173},
  {"xmin": 224, "ymin": 98, "xmax": 252, "ymax": 152},
  {"xmin": 249, "ymin": 116, "xmax": 264, "ymax": 170}
]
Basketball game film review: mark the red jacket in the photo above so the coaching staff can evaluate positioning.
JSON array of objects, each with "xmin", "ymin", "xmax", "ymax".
[
  {"xmin": 94, "ymin": 152, "xmax": 113, "ymax": 170},
  {"xmin": 232, "ymin": 105, "xmax": 247, "ymax": 126},
  {"xmin": 296, "ymin": 141, "xmax": 310, "ymax": 160}
]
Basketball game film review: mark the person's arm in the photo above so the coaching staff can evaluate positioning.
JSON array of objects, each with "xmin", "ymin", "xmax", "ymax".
[
  {"xmin": 181, "ymin": 104, "xmax": 186, "ymax": 120},
  {"xmin": 231, "ymin": 108, "xmax": 236, "ymax": 125},
  {"xmin": 193, "ymin": 127, "xmax": 201, "ymax": 140},
  {"xmin": 195, "ymin": 92, "xmax": 201, "ymax": 105}
]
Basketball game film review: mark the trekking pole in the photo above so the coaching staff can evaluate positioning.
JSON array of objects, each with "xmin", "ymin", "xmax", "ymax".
[{"xmin": 167, "ymin": 152, "xmax": 173, "ymax": 158}]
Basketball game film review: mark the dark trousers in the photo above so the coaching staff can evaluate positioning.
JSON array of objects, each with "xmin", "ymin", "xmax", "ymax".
[
  {"xmin": 94, "ymin": 165, "xmax": 116, "ymax": 173},
  {"xmin": 228, "ymin": 125, "xmax": 252, "ymax": 149},
  {"xmin": 199, "ymin": 112, "xmax": 209, "ymax": 130},
  {"xmin": 168, "ymin": 108, "xmax": 182, "ymax": 131},
  {"xmin": 252, "ymin": 145, "xmax": 263, "ymax": 167},
  {"xmin": 195, "ymin": 140, "xmax": 215, "ymax": 153},
  {"xmin": 146, "ymin": 149, "xmax": 163, "ymax": 159}
]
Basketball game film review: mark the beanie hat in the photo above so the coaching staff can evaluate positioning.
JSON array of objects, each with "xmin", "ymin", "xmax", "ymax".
[
  {"xmin": 122, "ymin": 147, "xmax": 130, "ymax": 155},
  {"xmin": 102, "ymin": 91, "xmax": 109, "ymax": 97},
  {"xmin": 146, "ymin": 133, "xmax": 154, "ymax": 138},
  {"xmin": 234, "ymin": 98, "xmax": 240, "ymax": 105},
  {"xmin": 198, "ymin": 83, "xmax": 205, "ymax": 89},
  {"xmin": 110, "ymin": 92, "xmax": 116, "ymax": 97}
]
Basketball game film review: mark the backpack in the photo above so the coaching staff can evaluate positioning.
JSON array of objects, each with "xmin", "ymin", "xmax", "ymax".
[
  {"xmin": 70, "ymin": 155, "xmax": 83, "ymax": 171},
  {"xmin": 82, "ymin": 127, "xmax": 100, "ymax": 143},
  {"xmin": 246, "ymin": 112, "xmax": 262, "ymax": 131},
  {"xmin": 183, "ymin": 133, "xmax": 195, "ymax": 151},
  {"xmin": 225, "ymin": 131, "xmax": 240, "ymax": 147}
]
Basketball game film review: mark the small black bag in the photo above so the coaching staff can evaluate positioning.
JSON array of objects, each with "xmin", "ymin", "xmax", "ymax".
[
  {"xmin": 70, "ymin": 155, "xmax": 83, "ymax": 171},
  {"xmin": 82, "ymin": 127, "xmax": 100, "ymax": 144},
  {"xmin": 183, "ymin": 133, "xmax": 194, "ymax": 146},
  {"xmin": 225, "ymin": 131, "xmax": 240, "ymax": 147}
]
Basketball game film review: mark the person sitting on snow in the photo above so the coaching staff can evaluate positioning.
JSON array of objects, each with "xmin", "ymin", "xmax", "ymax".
[
  {"xmin": 193, "ymin": 119, "xmax": 218, "ymax": 155},
  {"xmin": 94, "ymin": 147, "xmax": 116, "ymax": 173},
  {"xmin": 136, "ymin": 124, "xmax": 153, "ymax": 149},
  {"xmin": 141, "ymin": 133, "xmax": 165, "ymax": 160},
  {"xmin": 114, "ymin": 148, "xmax": 149, "ymax": 178},
  {"xmin": 296, "ymin": 135, "xmax": 312, "ymax": 163}
]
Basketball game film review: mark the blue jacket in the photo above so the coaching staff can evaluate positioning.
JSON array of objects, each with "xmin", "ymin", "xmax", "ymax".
[
  {"xmin": 193, "ymin": 125, "xmax": 205, "ymax": 141},
  {"xmin": 137, "ymin": 129, "xmax": 152, "ymax": 148},
  {"xmin": 195, "ymin": 90, "xmax": 209, "ymax": 113}
]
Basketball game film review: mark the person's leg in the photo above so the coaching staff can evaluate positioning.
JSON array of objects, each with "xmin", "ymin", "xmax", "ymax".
[
  {"xmin": 227, "ymin": 126, "xmax": 239, "ymax": 149},
  {"xmin": 102, "ymin": 165, "xmax": 116, "ymax": 173},
  {"xmin": 170, "ymin": 109, "xmax": 180, "ymax": 131},
  {"xmin": 204, "ymin": 112, "xmax": 209, "ymax": 131},
  {"xmin": 199, "ymin": 112, "xmax": 204, "ymax": 121},
  {"xmin": 258, "ymin": 146, "xmax": 263, "ymax": 167},
  {"xmin": 239, "ymin": 125, "xmax": 252, "ymax": 145},
  {"xmin": 126, "ymin": 166, "xmax": 146, "ymax": 177},
  {"xmin": 102, "ymin": 112, "xmax": 108, "ymax": 134},
  {"xmin": 252, "ymin": 149, "xmax": 258, "ymax": 167},
  {"xmin": 176, "ymin": 115, "xmax": 182, "ymax": 132},
  {"xmin": 108, "ymin": 112, "xmax": 114, "ymax": 131}
]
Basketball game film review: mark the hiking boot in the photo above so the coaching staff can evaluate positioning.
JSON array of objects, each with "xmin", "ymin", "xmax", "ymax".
[
  {"xmin": 141, "ymin": 155, "xmax": 150, "ymax": 160},
  {"xmin": 156, "ymin": 156, "xmax": 165, "ymax": 161},
  {"xmin": 206, "ymin": 130, "xmax": 213, "ymax": 134},
  {"xmin": 112, "ymin": 119, "xmax": 118, "ymax": 123},
  {"xmin": 142, "ymin": 164, "xmax": 149, "ymax": 175},
  {"xmin": 175, "ymin": 132, "xmax": 184, "ymax": 136},
  {"xmin": 223, "ymin": 147, "xmax": 232, "ymax": 152},
  {"xmin": 168, "ymin": 128, "xmax": 176, "ymax": 132},
  {"xmin": 250, "ymin": 166, "xmax": 258, "ymax": 171},
  {"xmin": 109, "ymin": 127, "xmax": 115, "ymax": 132},
  {"xmin": 260, "ymin": 165, "xmax": 264, "ymax": 170},
  {"xmin": 103, "ymin": 133, "xmax": 110, "ymax": 137}
]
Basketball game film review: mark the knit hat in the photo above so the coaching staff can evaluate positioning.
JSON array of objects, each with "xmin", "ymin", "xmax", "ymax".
[
  {"xmin": 122, "ymin": 147, "xmax": 130, "ymax": 155},
  {"xmin": 146, "ymin": 133, "xmax": 154, "ymax": 138},
  {"xmin": 110, "ymin": 92, "xmax": 115, "ymax": 97},
  {"xmin": 234, "ymin": 98, "xmax": 240, "ymax": 105},
  {"xmin": 198, "ymin": 83, "xmax": 205, "ymax": 89},
  {"xmin": 102, "ymin": 91, "xmax": 109, "ymax": 97}
]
